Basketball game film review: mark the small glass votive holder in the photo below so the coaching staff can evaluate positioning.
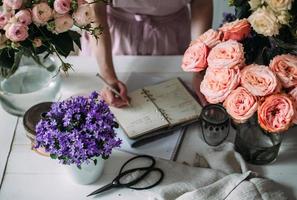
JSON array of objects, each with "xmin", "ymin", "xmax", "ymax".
[{"xmin": 200, "ymin": 104, "xmax": 230, "ymax": 146}]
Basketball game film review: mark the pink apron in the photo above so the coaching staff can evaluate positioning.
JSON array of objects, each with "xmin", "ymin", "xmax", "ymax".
[{"xmin": 81, "ymin": 0, "xmax": 191, "ymax": 55}]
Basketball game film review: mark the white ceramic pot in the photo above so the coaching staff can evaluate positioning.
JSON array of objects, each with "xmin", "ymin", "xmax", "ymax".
[{"xmin": 66, "ymin": 157, "xmax": 105, "ymax": 185}]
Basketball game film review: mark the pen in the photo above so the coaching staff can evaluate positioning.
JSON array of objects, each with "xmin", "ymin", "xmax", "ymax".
[{"xmin": 96, "ymin": 73, "xmax": 130, "ymax": 105}]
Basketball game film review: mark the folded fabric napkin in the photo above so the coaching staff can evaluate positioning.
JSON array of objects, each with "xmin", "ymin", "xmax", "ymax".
[{"xmin": 125, "ymin": 142, "xmax": 288, "ymax": 200}]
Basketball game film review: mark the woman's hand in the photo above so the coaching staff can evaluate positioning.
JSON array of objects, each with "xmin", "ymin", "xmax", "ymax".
[
  {"xmin": 101, "ymin": 79, "xmax": 130, "ymax": 108},
  {"xmin": 192, "ymin": 72, "xmax": 208, "ymax": 107}
]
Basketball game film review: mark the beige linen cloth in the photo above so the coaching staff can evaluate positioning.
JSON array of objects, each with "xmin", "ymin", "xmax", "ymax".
[{"xmin": 127, "ymin": 142, "xmax": 288, "ymax": 200}]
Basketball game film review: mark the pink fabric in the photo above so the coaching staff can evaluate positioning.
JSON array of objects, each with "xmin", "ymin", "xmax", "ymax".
[
  {"xmin": 112, "ymin": 0, "xmax": 191, "ymax": 16},
  {"xmin": 81, "ymin": 2, "xmax": 191, "ymax": 55}
]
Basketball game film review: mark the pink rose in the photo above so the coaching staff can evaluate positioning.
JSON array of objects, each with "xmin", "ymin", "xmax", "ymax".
[
  {"xmin": 269, "ymin": 54, "xmax": 297, "ymax": 88},
  {"xmin": 258, "ymin": 94, "xmax": 294, "ymax": 133},
  {"xmin": 5, "ymin": 23, "xmax": 28, "ymax": 42},
  {"xmin": 289, "ymin": 87, "xmax": 297, "ymax": 124},
  {"xmin": 54, "ymin": 0, "xmax": 71, "ymax": 14},
  {"xmin": 191, "ymin": 29, "xmax": 222, "ymax": 48},
  {"xmin": 15, "ymin": 9, "xmax": 32, "ymax": 26},
  {"xmin": 3, "ymin": 0, "xmax": 23, "ymax": 10},
  {"xmin": 0, "ymin": 11, "xmax": 12, "ymax": 29},
  {"xmin": 32, "ymin": 2, "xmax": 53, "ymax": 25},
  {"xmin": 207, "ymin": 40, "xmax": 245, "ymax": 69},
  {"xmin": 73, "ymin": 4, "xmax": 94, "ymax": 26},
  {"xmin": 223, "ymin": 87, "xmax": 258, "ymax": 123},
  {"xmin": 241, "ymin": 64, "xmax": 279, "ymax": 97},
  {"xmin": 181, "ymin": 40, "xmax": 209, "ymax": 72},
  {"xmin": 219, "ymin": 19, "xmax": 251, "ymax": 41},
  {"xmin": 200, "ymin": 67, "xmax": 241, "ymax": 104},
  {"xmin": 54, "ymin": 14, "xmax": 73, "ymax": 33}
]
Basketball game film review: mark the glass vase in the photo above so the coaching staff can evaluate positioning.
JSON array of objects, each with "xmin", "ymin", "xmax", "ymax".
[
  {"xmin": 234, "ymin": 117, "xmax": 283, "ymax": 165},
  {"xmin": 0, "ymin": 55, "xmax": 61, "ymax": 116},
  {"xmin": 65, "ymin": 157, "xmax": 105, "ymax": 185}
]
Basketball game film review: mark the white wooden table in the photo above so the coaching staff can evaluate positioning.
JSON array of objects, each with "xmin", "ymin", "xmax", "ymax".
[{"xmin": 0, "ymin": 56, "xmax": 296, "ymax": 200}]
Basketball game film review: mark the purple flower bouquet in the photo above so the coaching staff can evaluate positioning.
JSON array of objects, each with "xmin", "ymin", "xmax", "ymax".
[{"xmin": 35, "ymin": 91, "xmax": 121, "ymax": 168}]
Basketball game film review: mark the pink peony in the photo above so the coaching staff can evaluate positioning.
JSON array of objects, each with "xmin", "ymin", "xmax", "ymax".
[
  {"xmin": 207, "ymin": 40, "xmax": 245, "ymax": 69},
  {"xmin": 200, "ymin": 66, "xmax": 241, "ymax": 104},
  {"xmin": 0, "ymin": 11, "xmax": 12, "ymax": 29},
  {"xmin": 223, "ymin": 87, "xmax": 258, "ymax": 123},
  {"xmin": 5, "ymin": 23, "xmax": 28, "ymax": 42},
  {"xmin": 54, "ymin": 14, "xmax": 73, "ymax": 33},
  {"xmin": 3, "ymin": 0, "xmax": 23, "ymax": 10},
  {"xmin": 258, "ymin": 94, "xmax": 295, "ymax": 133},
  {"xmin": 289, "ymin": 87, "xmax": 297, "ymax": 124},
  {"xmin": 241, "ymin": 64, "xmax": 279, "ymax": 97},
  {"xmin": 54, "ymin": 0, "xmax": 71, "ymax": 14},
  {"xmin": 181, "ymin": 40, "xmax": 209, "ymax": 72},
  {"xmin": 191, "ymin": 29, "xmax": 222, "ymax": 49},
  {"xmin": 15, "ymin": 9, "xmax": 32, "ymax": 26},
  {"xmin": 269, "ymin": 54, "xmax": 297, "ymax": 88},
  {"xmin": 32, "ymin": 2, "xmax": 53, "ymax": 26},
  {"xmin": 219, "ymin": 19, "xmax": 251, "ymax": 41},
  {"xmin": 73, "ymin": 4, "xmax": 94, "ymax": 26}
]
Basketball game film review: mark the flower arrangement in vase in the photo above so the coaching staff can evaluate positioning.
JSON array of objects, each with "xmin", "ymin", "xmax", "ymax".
[
  {"xmin": 35, "ymin": 92, "xmax": 121, "ymax": 184},
  {"xmin": 0, "ymin": 0, "xmax": 106, "ymax": 116},
  {"xmin": 181, "ymin": 17, "xmax": 297, "ymax": 164},
  {"xmin": 0, "ymin": 0, "xmax": 104, "ymax": 77}
]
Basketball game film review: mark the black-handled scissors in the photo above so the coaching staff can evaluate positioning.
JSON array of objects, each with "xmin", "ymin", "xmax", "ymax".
[{"xmin": 87, "ymin": 155, "xmax": 164, "ymax": 197}]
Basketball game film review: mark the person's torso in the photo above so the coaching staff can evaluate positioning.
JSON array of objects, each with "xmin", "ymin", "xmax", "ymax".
[{"xmin": 111, "ymin": 0, "xmax": 191, "ymax": 16}]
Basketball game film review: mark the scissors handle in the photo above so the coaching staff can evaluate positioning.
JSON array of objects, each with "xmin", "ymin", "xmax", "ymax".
[
  {"xmin": 127, "ymin": 168, "xmax": 164, "ymax": 190},
  {"xmin": 86, "ymin": 182, "xmax": 118, "ymax": 197}
]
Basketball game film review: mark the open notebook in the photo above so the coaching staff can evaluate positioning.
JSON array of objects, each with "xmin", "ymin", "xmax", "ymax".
[{"xmin": 110, "ymin": 78, "xmax": 202, "ymax": 139}]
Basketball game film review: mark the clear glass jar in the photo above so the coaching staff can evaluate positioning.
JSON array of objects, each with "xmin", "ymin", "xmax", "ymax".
[
  {"xmin": 234, "ymin": 117, "xmax": 283, "ymax": 165},
  {"xmin": 0, "ymin": 55, "xmax": 61, "ymax": 116}
]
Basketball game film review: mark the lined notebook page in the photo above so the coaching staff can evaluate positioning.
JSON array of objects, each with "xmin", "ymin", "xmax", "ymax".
[
  {"xmin": 144, "ymin": 78, "xmax": 202, "ymax": 125},
  {"xmin": 110, "ymin": 89, "xmax": 169, "ymax": 138}
]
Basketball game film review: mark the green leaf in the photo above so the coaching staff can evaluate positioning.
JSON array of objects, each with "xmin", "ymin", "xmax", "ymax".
[
  {"xmin": 52, "ymin": 32, "xmax": 75, "ymax": 57},
  {"xmin": 77, "ymin": 165, "xmax": 82, "ymax": 170},
  {"xmin": 68, "ymin": 30, "xmax": 81, "ymax": 50},
  {"xmin": 50, "ymin": 154, "xmax": 57, "ymax": 159},
  {"xmin": 93, "ymin": 159, "xmax": 97, "ymax": 165}
]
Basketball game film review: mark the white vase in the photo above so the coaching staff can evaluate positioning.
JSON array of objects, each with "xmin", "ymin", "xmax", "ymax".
[{"xmin": 65, "ymin": 157, "xmax": 105, "ymax": 185}]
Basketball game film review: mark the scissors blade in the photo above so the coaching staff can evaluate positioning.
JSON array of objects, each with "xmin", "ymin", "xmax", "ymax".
[{"xmin": 87, "ymin": 182, "xmax": 114, "ymax": 197}]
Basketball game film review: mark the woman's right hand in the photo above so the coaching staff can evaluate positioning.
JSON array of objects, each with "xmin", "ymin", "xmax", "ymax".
[{"xmin": 101, "ymin": 79, "xmax": 130, "ymax": 108}]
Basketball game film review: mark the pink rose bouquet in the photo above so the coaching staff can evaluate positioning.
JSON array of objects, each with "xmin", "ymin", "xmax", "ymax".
[
  {"xmin": 0, "ymin": 0, "xmax": 105, "ymax": 77},
  {"xmin": 181, "ymin": 18, "xmax": 296, "ymax": 134}
]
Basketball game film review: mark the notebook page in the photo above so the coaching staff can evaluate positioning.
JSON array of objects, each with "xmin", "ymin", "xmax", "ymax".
[
  {"xmin": 110, "ymin": 89, "xmax": 169, "ymax": 138},
  {"xmin": 144, "ymin": 78, "xmax": 202, "ymax": 125}
]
